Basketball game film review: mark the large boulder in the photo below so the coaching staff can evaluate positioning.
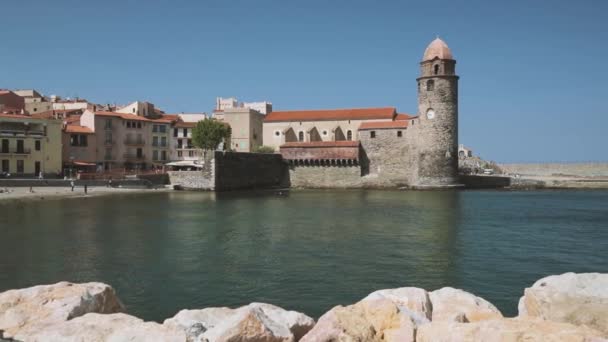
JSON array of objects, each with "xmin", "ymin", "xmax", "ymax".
[
  {"xmin": 518, "ymin": 272, "xmax": 608, "ymax": 336},
  {"xmin": 429, "ymin": 287, "xmax": 503, "ymax": 322},
  {"xmin": 23, "ymin": 313, "xmax": 187, "ymax": 341},
  {"xmin": 164, "ymin": 302, "xmax": 315, "ymax": 342},
  {"xmin": 0, "ymin": 281, "xmax": 124, "ymax": 340},
  {"xmin": 416, "ymin": 318, "xmax": 607, "ymax": 342},
  {"xmin": 362, "ymin": 287, "xmax": 432, "ymax": 321},
  {"xmin": 300, "ymin": 298, "xmax": 417, "ymax": 342}
]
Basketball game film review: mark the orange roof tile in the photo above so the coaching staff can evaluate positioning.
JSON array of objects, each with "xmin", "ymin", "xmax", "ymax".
[
  {"xmin": 280, "ymin": 141, "xmax": 359, "ymax": 148},
  {"xmin": 359, "ymin": 121, "xmax": 409, "ymax": 130},
  {"xmin": 65, "ymin": 125, "xmax": 94, "ymax": 134},
  {"xmin": 265, "ymin": 107, "xmax": 396, "ymax": 122},
  {"xmin": 395, "ymin": 113, "xmax": 413, "ymax": 121},
  {"xmin": 174, "ymin": 121, "xmax": 196, "ymax": 128}
]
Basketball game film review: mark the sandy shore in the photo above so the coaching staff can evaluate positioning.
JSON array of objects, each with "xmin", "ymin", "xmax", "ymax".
[{"xmin": 0, "ymin": 186, "xmax": 172, "ymax": 203}]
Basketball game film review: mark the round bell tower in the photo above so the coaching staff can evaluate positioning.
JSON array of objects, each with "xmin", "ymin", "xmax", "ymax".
[{"xmin": 416, "ymin": 38, "xmax": 459, "ymax": 187}]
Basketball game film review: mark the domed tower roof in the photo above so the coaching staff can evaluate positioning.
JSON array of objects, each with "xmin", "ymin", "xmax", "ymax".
[{"xmin": 422, "ymin": 38, "xmax": 453, "ymax": 61}]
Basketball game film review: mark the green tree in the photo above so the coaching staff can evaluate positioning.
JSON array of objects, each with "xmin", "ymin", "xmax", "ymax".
[
  {"xmin": 254, "ymin": 145, "xmax": 275, "ymax": 153},
  {"xmin": 191, "ymin": 119, "xmax": 231, "ymax": 154}
]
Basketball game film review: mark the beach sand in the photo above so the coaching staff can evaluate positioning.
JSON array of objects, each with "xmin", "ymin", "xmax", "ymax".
[{"xmin": 0, "ymin": 186, "xmax": 172, "ymax": 203}]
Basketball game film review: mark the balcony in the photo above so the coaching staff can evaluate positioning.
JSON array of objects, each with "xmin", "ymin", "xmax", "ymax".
[
  {"xmin": 124, "ymin": 139, "xmax": 145, "ymax": 146},
  {"xmin": 175, "ymin": 144, "xmax": 195, "ymax": 150},
  {"xmin": 104, "ymin": 140, "xmax": 114, "ymax": 146},
  {"xmin": 123, "ymin": 153, "xmax": 145, "ymax": 161},
  {"xmin": 0, "ymin": 148, "xmax": 31, "ymax": 155}
]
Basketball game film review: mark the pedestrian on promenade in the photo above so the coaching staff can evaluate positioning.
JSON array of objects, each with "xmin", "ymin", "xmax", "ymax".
[
  {"xmin": 84, "ymin": 184, "xmax": 88, "ymax": 195},
  {"xmin": 70, "ymin": 180, "xmax": 75, "ymax": 192}
]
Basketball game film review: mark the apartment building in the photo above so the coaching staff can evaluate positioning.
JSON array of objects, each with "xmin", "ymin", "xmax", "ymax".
[
  {"xmin": 0, "ymin": 114, "xmax": 61, "ymax": 176},
  {"xmin": 13, "ymin": 89, "xmax": 52, "ymax": 114}
]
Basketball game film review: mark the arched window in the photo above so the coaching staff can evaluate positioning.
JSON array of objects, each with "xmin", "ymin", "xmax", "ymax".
[
  {"xmin": 426, "ymin": 80, "xmax": 434, "ymax": 91},
  {"xmin": 434, "ymin": 64, "xmax": 440, "ymax": 75},
  {"xmin": 298, "ymin": 131, "xmax": 304, "ymax": 142},
  {"xmin": 347, "ymin": 130, "xmax": 352, "ymax": 140}
]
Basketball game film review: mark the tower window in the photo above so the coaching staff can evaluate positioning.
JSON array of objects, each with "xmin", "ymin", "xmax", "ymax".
[
  {"xmin": 347, "ymin": 130, "xmax": 352, "ymax": 140},
  {"xmin": 298, "ymin": 131, "xmax": 304, "ymax": 141},
  {"xmin": 370, "ymin": 131, "xmax": 376, "ymax": 138},
  {"xmin": 397, "ymin": 131, "xmax": 402, "ymax": 137},
  {"xmin": 434, "ymin": 64, "xmax": 440, "ymax": 75},
  {"xmin": 427, "ymin": 80, "xmax": 434, "ymax": 91}
]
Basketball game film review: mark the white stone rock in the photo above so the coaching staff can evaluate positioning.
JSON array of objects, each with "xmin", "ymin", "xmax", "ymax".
[
  {"xmin": 416, "ymin": 318, "xmax": 607, "ymax": 342},
  {"xmin": 0, "ymin": 281, "xmax": 124, "ymax": 340},
  {"xmin": 24, "ymin": 312, "xmax": 187, "ymax": 342},
  {"xmin": 518, "ymin": 272, "xmax": 608, "ymax": 335},
  {"xmin": 164, "ymin": 302, "xmax": 315, "ymax": 342},
  {"xmin": 362, "ymin": 287, "xmax": 432, "ymax": 322},
  {"xmin": 300, "ymin": 298, "xmax": 416, "ymax": 342},
  {"xmin": 429, "ymin": 287, "xmax": 503, "ymax": 322}
]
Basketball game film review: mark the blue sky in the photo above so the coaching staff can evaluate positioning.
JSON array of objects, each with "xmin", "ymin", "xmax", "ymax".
[{"xmin": 2, "ymin": 0, "xmax": 607, "ymax": 162}]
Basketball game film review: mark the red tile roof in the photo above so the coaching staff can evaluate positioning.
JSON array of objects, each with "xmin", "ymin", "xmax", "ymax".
[
  {"xmin": 65, "ymin": 125, "xmax": 94, "ymax": 134},
  {"xmin": 280, "ymin": 141, "xmax": 359, "ymax": 148},
  {"xmin": 395, "ymin": 113, "xmax": 413, "ymax": 121},
  {"xmin": 265, "ymin": 107, "xmax": 396, "ymax": 122},
  {"xmin": 359, "ymin": 121, "xmax": 409, "ymax": 130}
]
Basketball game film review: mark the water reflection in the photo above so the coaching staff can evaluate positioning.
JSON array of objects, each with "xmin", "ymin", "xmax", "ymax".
[{"xmin": 1, "ymin": 190, "xmax": 607, "ymax": 321}]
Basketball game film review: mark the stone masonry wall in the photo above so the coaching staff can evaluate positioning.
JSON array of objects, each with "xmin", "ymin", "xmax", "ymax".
[
  {"xmin": 359, "ymin": 127, "xmax": 418, "ymax": 187},
  {"xmin": 287, "ymin": 165, "xmax": 363, "ymax": 188},
  {"xmin": 214, "ymin": 151, "xmax": 286, "ymax": 191}
]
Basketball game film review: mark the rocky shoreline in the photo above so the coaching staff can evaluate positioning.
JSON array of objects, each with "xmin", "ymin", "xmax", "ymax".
[{"xmin": 0, "ymin": 273, "xmax": 606, "ymax": 341}]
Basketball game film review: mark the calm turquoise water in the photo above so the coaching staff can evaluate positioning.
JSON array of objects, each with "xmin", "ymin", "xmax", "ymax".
[{"xmin": 0, "ymin": 190, "xmax": 607, "ymax": 321}]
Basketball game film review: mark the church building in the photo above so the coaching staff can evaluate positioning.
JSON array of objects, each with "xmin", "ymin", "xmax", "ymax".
[{"xmin": 263, "ymin": 38, "xmax": 460, "ymax": 188}]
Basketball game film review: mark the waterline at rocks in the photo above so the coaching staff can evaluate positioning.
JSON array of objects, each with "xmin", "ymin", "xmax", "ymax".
[{"xmin": 1, "ymin": 273, "xmax": 607, "ymax": 341}]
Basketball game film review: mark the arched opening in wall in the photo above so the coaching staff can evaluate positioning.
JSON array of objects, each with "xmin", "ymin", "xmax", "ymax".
[
  {"xmin": 284, "ymin": 127, "xmax": 297, "ymax": 143},
  {"xmin": 307, "ymin": 127, "xmax": 322, "ymax": 142},
  {"xmin": 347, "ymin": 130, "xmax": 353, "ymax": 141},
  {"xmin": 427, "ymin": 80, "xmax": 434, "ymax": 91},
  {"xmin": 298, "ymin": 131, "xmax": 304, "ymax": 142},
  {"xmin": 333, "ymin": 126, "xmax": 345, "ymax": 141},
  {"xmin": 434, "ymin": 64, "xmax": 440, "ymax": 75}
]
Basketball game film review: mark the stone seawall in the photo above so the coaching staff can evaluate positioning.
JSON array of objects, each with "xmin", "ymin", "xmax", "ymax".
[
  {"xmin": 215, "ymin": 151, "xmax": 286, "ymax": 191},
  {"xmin": 168, "ymin": 152, "xmax": 286, "ymax": 191},
  {"xmin": 1, "ymin": 273, "xmax": 606, "ymax": 341},
  {"xmin": 500, "ymin": 162, "xmax": 608, "ymax": 177},
  {"xmin": 287, "ymin": 165, "xmax": 363, "ymax": 188}
]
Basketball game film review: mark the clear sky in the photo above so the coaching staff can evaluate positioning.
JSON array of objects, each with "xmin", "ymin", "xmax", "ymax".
[{"xmin": 2, "ymin": 0, "xmax": 607, "ymax": 162}]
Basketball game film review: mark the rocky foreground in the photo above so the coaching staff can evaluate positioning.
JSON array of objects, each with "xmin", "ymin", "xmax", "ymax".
[{"xmin": 0, "ymin": 273, "xmax": 607, "ymax": 341}]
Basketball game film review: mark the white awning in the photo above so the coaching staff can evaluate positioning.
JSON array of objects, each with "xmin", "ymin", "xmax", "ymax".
[{"xmin": 165, "ymin": 161, "xmax": 204, "ymax": 168}]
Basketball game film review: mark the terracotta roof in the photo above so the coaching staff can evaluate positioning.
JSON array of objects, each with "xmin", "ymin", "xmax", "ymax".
[
  {"xmin": 65, "ymin": 115, "xmax": 82, "ymax": 124},
  {"xmin": 423, "ymin": 38, "xmax": 453, "ymax": 61},
  {"xmin": 280, "ymin": 141, "xmax": 359, "ymax": 148},
  {"xmin": 32, "ymin": 109, "xmax": 83, "ymax": 119},
  {"xmin": 359, "ymin": 121, "xmax": 409, "ymax": 130},
  {"xmin": 265, "ymin": 107, "xmax": 396, "ymax": 122},
  {"xmin": 395, "ymin": 113, "xmax": 413, "ymax": 120},
  {"xmin": 65, "ymin": 125, "xmax": 94, "ymax": 134}
]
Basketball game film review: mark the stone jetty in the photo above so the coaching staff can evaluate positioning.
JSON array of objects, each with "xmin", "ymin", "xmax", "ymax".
[{"xmin": 0, "ymin": 273, "xmax": 606, "ymax": 341}]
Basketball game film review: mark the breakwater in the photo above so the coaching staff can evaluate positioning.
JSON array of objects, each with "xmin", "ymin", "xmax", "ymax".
[{"xmin": 0, "ymin": 273, "xmax": 606, "ymax": 341}]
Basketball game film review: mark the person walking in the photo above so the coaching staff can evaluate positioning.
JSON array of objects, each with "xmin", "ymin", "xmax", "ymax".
[
  {"xmin": 84, "ymin": 184, "xmax": 88, "ymax": 195},
  {"xmin": 70, "ymin": 180, "xmax": 75, "ymax": 192}
]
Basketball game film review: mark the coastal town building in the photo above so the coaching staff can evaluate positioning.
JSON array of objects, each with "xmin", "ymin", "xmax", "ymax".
[
  {"xmin": 0, "ymin": 114, "xmax": 62, "ymax": 176},
  {"xmin": 0, "ymin": 90, "xmax": 25, "ymax": 114},
  {"xmin": 213, "ymin": 107, "xmax": 264, "ymax": 152},
  {"xmin": 263, "ymin": 108, "xmax": 408, "ymax": 151},
  {"xmin": 272, "ymin": 37, "xmax": 460, "ymax": 188},
  {"xmin": 459, "ymin": 144, "xmax": 473, "ymax": 159},
  {"xmin": 13, "ymin": 89, "xmax": 52, "ymax": 114}
]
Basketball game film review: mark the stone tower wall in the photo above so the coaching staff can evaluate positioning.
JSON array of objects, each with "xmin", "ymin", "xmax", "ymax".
[
  {"xmin": 415, "ymin": 62, "xmax": 459, "ymax": 186},
  {"xmin": 359, "ymin": 124, "xmax": 420, "ymax": 186}
]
